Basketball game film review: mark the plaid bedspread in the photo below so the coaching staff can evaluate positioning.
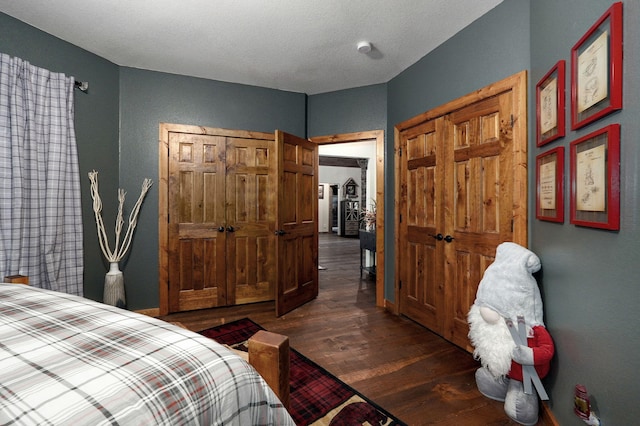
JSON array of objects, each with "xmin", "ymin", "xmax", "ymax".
[{"xmin": 0, "ymin": 284, "xmax": 293, "ymax": 425}]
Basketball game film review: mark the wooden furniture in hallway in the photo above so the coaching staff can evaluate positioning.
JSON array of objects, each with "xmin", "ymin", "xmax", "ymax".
[{"xmin": 359, "ymin": 229, "xmax": 376, "ymax": 278}]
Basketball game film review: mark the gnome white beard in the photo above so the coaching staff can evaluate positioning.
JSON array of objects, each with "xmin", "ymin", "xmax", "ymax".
[{"xmin": 468, "ymin": 304, "xmax": 515, "ymax": 378}]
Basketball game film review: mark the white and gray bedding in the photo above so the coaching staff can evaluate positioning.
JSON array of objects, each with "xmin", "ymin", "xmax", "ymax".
[{"xmin": 0, "ymin": 283, "xmax": 293, "ymax": 425}]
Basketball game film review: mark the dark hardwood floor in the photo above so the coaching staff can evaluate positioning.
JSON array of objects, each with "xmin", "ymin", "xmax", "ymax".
[{"xmin": 159, "ymin": 233, "xmax": 549, "ymax": 425}]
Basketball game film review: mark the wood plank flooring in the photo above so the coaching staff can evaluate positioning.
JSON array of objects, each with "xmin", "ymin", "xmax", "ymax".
[{"xmin": 159, "ymin": 233, "xmax": 549, "ymax": 425}]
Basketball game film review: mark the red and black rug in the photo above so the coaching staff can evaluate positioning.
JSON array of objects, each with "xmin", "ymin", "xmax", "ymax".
[{"xmin": 199, "ymin": 318, "xmax": 406, "ymax": 426}]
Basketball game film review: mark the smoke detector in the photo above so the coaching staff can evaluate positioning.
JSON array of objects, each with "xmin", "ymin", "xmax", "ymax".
[{"xmin": 356, "ymin": 41, "xmax": 372, "ymax": 54}]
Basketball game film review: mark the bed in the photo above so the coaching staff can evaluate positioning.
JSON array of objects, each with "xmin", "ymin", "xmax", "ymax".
[{"xmin": 0, "ymin": 283, "xmax": 294, "ymax": 425}]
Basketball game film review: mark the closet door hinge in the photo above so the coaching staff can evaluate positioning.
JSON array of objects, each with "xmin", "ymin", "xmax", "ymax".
[
  {"xmin": 510, "ymin": 114, "xmax": 515, "ymax": 128},
  {"xmin": 399, "ymin": 147, "xmax": 402, "ymax": 157},
  {"xmin": 399, "ymin": 280, "xmax": 403, "ymax": 290}
]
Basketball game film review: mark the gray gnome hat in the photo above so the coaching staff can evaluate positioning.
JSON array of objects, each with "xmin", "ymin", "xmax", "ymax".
[{"xmin": 473, "ymin": 242, "xmax": 544, "ymax": 326}]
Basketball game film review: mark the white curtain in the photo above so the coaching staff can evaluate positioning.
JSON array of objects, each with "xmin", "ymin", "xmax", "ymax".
[{"xmin": 0, "ymin": 53, "xmax": 83, "ymax": 295}]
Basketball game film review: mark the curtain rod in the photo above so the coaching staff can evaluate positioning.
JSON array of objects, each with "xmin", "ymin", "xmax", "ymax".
[{"xmin": 74, "ymin": 80, "xmax": 88, "ymax": 92}]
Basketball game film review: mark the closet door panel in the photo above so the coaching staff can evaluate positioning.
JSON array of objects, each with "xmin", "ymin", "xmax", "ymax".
[
  {"xmin": 444, "ymin": 92, "xmax": 514, "ymax": 349},
  {"xmin": 403, "ymin": 241, "xmax": 438, "ymax": 328},
  {"xmin": 226, "ymin": 137, "xmax": 277, "ymax": 305},
  {"xmin": 275, "ymin": 131, "xmax": 318, "ymax": 317},
  {"xmin": 480, "ymin": 156, "xmax": 500, "ymax": 233},
  {"xmin": 168, "ymin": 133, "xmax": 227, "ymax": 312},
  {"xmin": 399, "ymin": 118, "xmax": 445, "ymax": 334}
]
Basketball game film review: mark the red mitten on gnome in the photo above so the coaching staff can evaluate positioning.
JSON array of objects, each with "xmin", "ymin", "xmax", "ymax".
[{"xmin": 468, "ymin": 242, "xmax": 554, "ymax": 426}]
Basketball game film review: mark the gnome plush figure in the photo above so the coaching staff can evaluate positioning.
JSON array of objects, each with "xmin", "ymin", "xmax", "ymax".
[{"xmin": 468, "ymin": 242, "xmax": 554, "ymax": 425}]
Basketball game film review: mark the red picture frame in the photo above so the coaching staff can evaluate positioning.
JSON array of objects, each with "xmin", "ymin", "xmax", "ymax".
[
  {"xmin": 570, "ymin": 2, "xmax": 623, "ymax": 130},
  {"xmin": 569, "ymin": 124, "xmax": 620, "ymax": 230},
  {"xmin": 536, "ymin": 61, "xmax": 565, "ymax": 146},
  {"xmin": 536, "ymin": 147, "xmax": 564, "ymax": 223}
]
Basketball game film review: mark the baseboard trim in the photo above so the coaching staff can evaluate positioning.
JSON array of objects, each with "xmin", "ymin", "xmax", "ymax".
[
  {"xmin": 135, "ymin": 307, "xmax": 160, "ymax": 317},
  {"xmin": 384, "ymin": 299, "xmax": 397, "ymax": 314},
  {"xmin": 540, "ymin": 402, "xmax": 559, "ymax": 426}
]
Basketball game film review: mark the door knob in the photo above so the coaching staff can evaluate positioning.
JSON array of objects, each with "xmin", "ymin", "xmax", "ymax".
[
  {"xmin": 218, "ymin": 226, "xmax": 225, "ymax": 232},
  {"xmin": 226, "ymin": 226, "xmax": 235, "ymax": 233},
  {"xmin": 444, "ymin": 235, "xmax": 454, "ymax": 243},
  {"xmin": 429, "ymin": 233, "xmax": 444, "ymax": 241},
  {"xmin": 274, "ymin": 229, "xmax": 287, "ymax": 236}
]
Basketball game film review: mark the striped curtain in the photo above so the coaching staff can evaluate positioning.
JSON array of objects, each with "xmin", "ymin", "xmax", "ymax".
[{"xmin": 0, "ymin": 53, "xmax": 83, "ymax": 295}]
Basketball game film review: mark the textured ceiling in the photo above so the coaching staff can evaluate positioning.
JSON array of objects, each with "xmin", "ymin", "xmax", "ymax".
[{"xmin": 0, "ymin": 0, "xmax": 503, "ymax": 94}]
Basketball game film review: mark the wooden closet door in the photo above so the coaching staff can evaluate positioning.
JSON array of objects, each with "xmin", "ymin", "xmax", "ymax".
[
  {"xmin": 398, "ymin": 118, "xmax": 446, "ymax": 333},
  {"xmin": 275, "ymin": 130, "xmax": 318, "ymax": 316},
  {"xmin": 167, "ymin": 131, "xmax": 227, "ymax": 312},
  {"xmin": 396, "ymin": 72, "xmax": 528, "ymax": 351},
  {"xmin": 160, "ymin": 124, "xmax": 277, "ymax": 314},
  {"xmin": 225, "ymin": 136, "xmax": 277, "ymax": 305},
  {"xmin": 443, "ymin": 92, "xmax": 515, "ymax": 350}
]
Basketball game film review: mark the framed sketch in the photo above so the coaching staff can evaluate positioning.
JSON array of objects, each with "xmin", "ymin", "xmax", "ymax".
[
  {"xmin": 536, "ymin": 61, "xmax": 565, "ymax": 146},
  {"xmin": 571, "ymin": 2, "xmax": 623, "ymax": 130},
  {"xmin": 536, "ymin": 147, "xmax": 564, "ymax": 223},
  {"xmin": 570, "ymin": 124, "xmax": 620, "ymax": 230}
]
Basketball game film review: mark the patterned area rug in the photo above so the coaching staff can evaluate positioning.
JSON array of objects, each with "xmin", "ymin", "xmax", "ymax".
[{"xmin": 200, "ymin": 318, "xmax": 406, "ymax": 426}]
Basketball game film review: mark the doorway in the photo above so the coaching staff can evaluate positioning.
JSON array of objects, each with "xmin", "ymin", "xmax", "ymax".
[
  {"xmin": 310, "ymin": 130, "xmax": 384, "ymax": 307},
  {"xmin": 330, "ymin": 184, "xmax": 338, "ymax": 233}
]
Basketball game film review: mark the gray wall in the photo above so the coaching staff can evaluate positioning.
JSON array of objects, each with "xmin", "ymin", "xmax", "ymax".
[
  {"xmin": 529, "ymin": 1, "xmax": 640, "ymax": 424},
  {"xmin": 307, "ymin": 84, "xmax": 387, "ymax": 137},
  {"xmin": 118, "ymin": 68, "xmax": 306, "ymax": 309}
]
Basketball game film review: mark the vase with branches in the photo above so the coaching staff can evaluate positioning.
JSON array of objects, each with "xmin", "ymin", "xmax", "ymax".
[
  {"xmin": 360, "ymin": 200, "xmax": 377, "ymax": 231},
  {"xmin": 88, "ymin": 171, "xmax": 152, "ymax": 308}
]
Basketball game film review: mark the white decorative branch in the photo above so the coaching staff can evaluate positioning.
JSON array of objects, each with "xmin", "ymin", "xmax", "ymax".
[{"xmin": 88, "ymin": 170, "xmax": 152, "ymax": 263}]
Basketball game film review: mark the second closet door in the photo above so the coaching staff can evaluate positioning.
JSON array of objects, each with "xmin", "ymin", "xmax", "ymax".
[
  {"xmin": 166, "ymin": 125, "xmax": 276, "ymax": 313},
  {"xmin": 397, "ymin": 72, "xmax": 527, "ymax": 351}
]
